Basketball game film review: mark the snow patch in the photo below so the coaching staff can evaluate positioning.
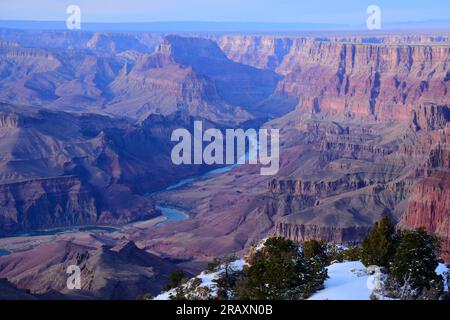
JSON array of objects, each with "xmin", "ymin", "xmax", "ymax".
[
  {"xmin": 154, "ymin": 259, "xmax": 246, "ymax": 300},
  {"xmin": 309, "ymin": 261, "xmax": 373, "ymax": 300},
  {"xmin": 309, "ymin": 261, "xmax": 449, "ymax": 300}
]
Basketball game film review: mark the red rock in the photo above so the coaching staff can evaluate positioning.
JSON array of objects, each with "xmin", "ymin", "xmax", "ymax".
[{"xmin": 399, "ymin": 172, "xmax": 450, "ymax": 263}]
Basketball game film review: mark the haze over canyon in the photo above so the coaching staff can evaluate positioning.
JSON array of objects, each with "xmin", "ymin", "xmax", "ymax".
[{"xmin": 0, "ymin": 28, "xmax": 448, "ymax": 299}]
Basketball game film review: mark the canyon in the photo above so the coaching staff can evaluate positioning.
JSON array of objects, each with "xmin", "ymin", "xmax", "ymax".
[{"xmin": 0, "ymin": 29, "xmax": 448, "ymax": 298}]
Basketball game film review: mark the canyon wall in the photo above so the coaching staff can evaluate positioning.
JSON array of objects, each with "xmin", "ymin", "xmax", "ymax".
[
  {"xmin": 218, "ymin": 36, "xmax": 450, "ymax": 121},
  {"xmin": 399, "ymin": 172, "xmax": 450, "ymax": 262}
]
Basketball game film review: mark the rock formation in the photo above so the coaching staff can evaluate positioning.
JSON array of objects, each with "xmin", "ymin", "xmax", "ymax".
[{"xmin": 0, "ymin": 240, "xmax": 179, "ymax": 299}]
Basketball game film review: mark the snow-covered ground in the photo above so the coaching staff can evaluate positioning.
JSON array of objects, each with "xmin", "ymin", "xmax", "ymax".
[
  {"xmin": 154, "ymin": 259, "xmax": 246, "ymax": 300},
  {"xmin": 309, "ymin": 261, "xmax": 373, "ymax": 300},
  {"xmin": 155, "ymin": 258, "xmax": 448, "ymax": 300},
  {"xmin": 309, "ymin": 261, "xmax": 449, "ymax": 300}
]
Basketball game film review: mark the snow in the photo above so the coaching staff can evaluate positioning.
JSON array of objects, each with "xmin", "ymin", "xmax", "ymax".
[
  {"xmin": 309, "ymin": 261, "xmax": 373, "ymax": 300},
  {"xmin": 309, "ymin": 261, "xmax": 449, "ymax": 300},
  {"xmin": 153, "ymin": 289, "xmax": 174, "ymax": 300},
  {"xmin": 436, "ymin": 263, "xmax": 449, "ymax": 292},
  {"xmin": 436, "ymin": 263, "xmax": 448, "ymax": 277},
  {"xmin": 154, "ymin": 256, "xmax": 449, "ymax": 300},
  {"xmin": 154, "ymin": 259, "xmax": 246, "ymax": 300}
]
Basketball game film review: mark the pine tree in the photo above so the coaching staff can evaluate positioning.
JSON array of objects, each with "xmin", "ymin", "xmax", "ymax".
[
  {"xmin": 361, "ymin": 215, "xmax": 397, "ymax": 268},
  {"xmin": 303, "ymin": 240, "xmax": 327, "ymax": 261},
  {"xmin": 390, "ymin": 228, "xmax": 442, "ymax": 292},
  {"xmin": 236, "ymin": 237, "xmax": 327, "ymax": 300},
  {"xmin": 213, "ymin": 256, "xmax": 242, "ymax": 300},
  {"xmin": 165, "ymin": 269, "xmax": 188, "ymax": 291}
]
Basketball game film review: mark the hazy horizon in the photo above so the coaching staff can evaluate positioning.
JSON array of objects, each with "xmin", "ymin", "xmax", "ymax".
[
  {"xmin": 0, "ymin": 19, "xmax": 449, "ymax": 33},
  {"xmin": 1, "ymin": 0, "xmax": 450, "ymax": 27}
]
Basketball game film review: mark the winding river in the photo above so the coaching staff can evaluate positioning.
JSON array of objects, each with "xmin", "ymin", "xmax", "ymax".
[{"xmin": 0, "ymin": 136, "xmax": 259, "ymax": 239}]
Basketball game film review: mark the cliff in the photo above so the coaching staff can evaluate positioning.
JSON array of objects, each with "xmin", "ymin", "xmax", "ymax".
[
  {"xmin": 217, "ymin": 35, "xmax": 450, "ymax": 121},
  {"xmin": 0, "ymin": 176, "xmax": 158, "ymax": 235},
  {"xmin": 0, "ymin": 240, "xmax": 179, "ymax": 299},
  {"xmin": 399, "ymin": 172, "xmax": 450, "ymax": 263}
]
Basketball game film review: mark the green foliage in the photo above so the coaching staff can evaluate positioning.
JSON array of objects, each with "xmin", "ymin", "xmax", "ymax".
[
  {"xmin": 361, "ymin": 216, "xmax": 397, "ymax": 268},
  {"xmin": 165, "ymin": 269, "xmax": 188, "ymax": 291},
  {"xmin": 303, "ymin": 240, "xmax": 327, "ymax": 261},
  {"xmin": 324, "ymin": 244, "xmax": 345, "ymax": 263},
  {"xmin": 136, "ymin": 293, "xmax": 153, "ymax": 300},
  {"xmin": 207, "ymin": 256, "xmax": 237, "ymax": 273},
  {"xmin": 390, "ymin": 228, "xmax": 442, "ymax": 291},
  {"xmin": 212, "ymin": 256, "xmax": 242, "ymax": 300},
  {"xmin": 206, "ymin": 258, "xmax": 222, "ymax": 273},
  {"xmin": 325, "ymin": 244, "xmax": 362, "ymax": 263},
  {"xmin": 235, "ymin": 237, "xmax": 327, "ymax": 300},
  {"xmin": 214, "ymin": 268, "xmax": 243, "ymax": 300},
  {"xmin": 341, "ymin": 246, "xmax": 362, "ymax": 262},
  {"xmin": 302, "ymin": 239, "xmax": 328, "ymax": 288}
]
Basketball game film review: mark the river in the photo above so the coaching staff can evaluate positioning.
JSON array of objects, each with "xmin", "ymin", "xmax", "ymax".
[
  {"xmin": 0, "ymin": 248, "xmax": 10, "ymax": 256},
  {"xmin": 155, "ymin": 206, "xmax": 189, "ymax": 227},
  {"xmin": 0, "ymin": 136, "xmax": 259, "ymax": 239}
]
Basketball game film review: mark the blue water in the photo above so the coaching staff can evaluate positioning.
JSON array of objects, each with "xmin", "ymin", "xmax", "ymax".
[
  {"xmin": 0, "ymin": 136, "xmax": 252, "ymax": 239},
  {"xmin": 0, "ymin": 249, "xmax": 11, "ymax": 256},
  {"xmin": 165, "ymin": 166, "xmax": 236, "ymax": 191},
  {"xmin": 155, "ymin": 205, "xmax": 189, "ymax": 227},
  {"xmin": 164, "ymin": 136, "xmax": 258, "ymax": 192}
]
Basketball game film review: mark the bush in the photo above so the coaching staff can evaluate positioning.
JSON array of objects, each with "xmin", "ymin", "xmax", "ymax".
[
  {"xmin": 361, "ymin": 216, "xmax": 397, "ymax": 268},
  {"xmin": 303, "ymin": 240, "xmax": 327, "ymax": 261},
  {"xmin": 214, "ymin": 268, "xmax": 243, "ymax": 300},
  {"xmin": 390, "ymin": 228, "xmax": 442, "ymax": 293},
  {"xmin": 212, "ymin": 256, "xmax": 242, "ymax": 300},
  {"xmin": 341, "ymin": 246, "xmax": 362, "ymax": 262},
  {"xmin": 206, "ymin": 258, "xmax": 222, "ymax": 273},
  {"xmin": 165, "ymin": 269, "xmax": 188, "ymax": 291},
  {"xmin": 235, "ymin": 237, "xmax": 327, "ymax": 300}
]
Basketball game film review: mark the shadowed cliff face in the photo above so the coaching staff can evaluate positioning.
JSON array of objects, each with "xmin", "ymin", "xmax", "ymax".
[
  {"xmin": 163, "ymin": 35, "xmax": 283, "ymax": 113},
  {"xmin": 0, "ymin": 104, "xmax": 218, "ymax": 235}
]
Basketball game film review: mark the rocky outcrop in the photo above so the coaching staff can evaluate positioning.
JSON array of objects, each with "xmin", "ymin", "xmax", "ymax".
[
  {"xmin": 399, "ymin": 172, "xmax": 450, "ymax": 262},
  {"xmin": 276, "ymin": 222, "xmax": 371, "ymax": 244},
  {"xmin": 108, "ymin": 42, "xmax": 252, "ymax": 124},
  {"xmin": 0, "ymin": 240, "xmax": 179, "ymax": 299},
  {"xmin": 217, "ymin": 35, "xmax": 296, "ymax": 70},
  {"xmin": 278, "ymin": 42, "xmax": 449, "ymax": 120},
  {"xmin": 160, "ymin": 35, "xmax": 286, "ymax": 118},
  {"xmin": 0, "ymin": 176, "xmax": 98, "ymax": 233},
  {"xmin": 412, "ymin": 104, "xmax": 450, "ymax": 131},
  {"xmin": 0, "ymin": 176, "xmax": 158, "ymax": 235},
  {"xmin": 0, "ymin": 112, "xmax": 20, "ymax": 129},
  {"xmin": 268, "ymin": 174, "xmax": 382, "ymax": 198},
  {"xmin": 216, "ymin": 35, "xmax": 450, "ymax": 70}
]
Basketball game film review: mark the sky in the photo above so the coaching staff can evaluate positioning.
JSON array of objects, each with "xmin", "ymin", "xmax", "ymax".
[{"xmin": 0, "ymin": 0, "xmax": 449, "ymax": 25}]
